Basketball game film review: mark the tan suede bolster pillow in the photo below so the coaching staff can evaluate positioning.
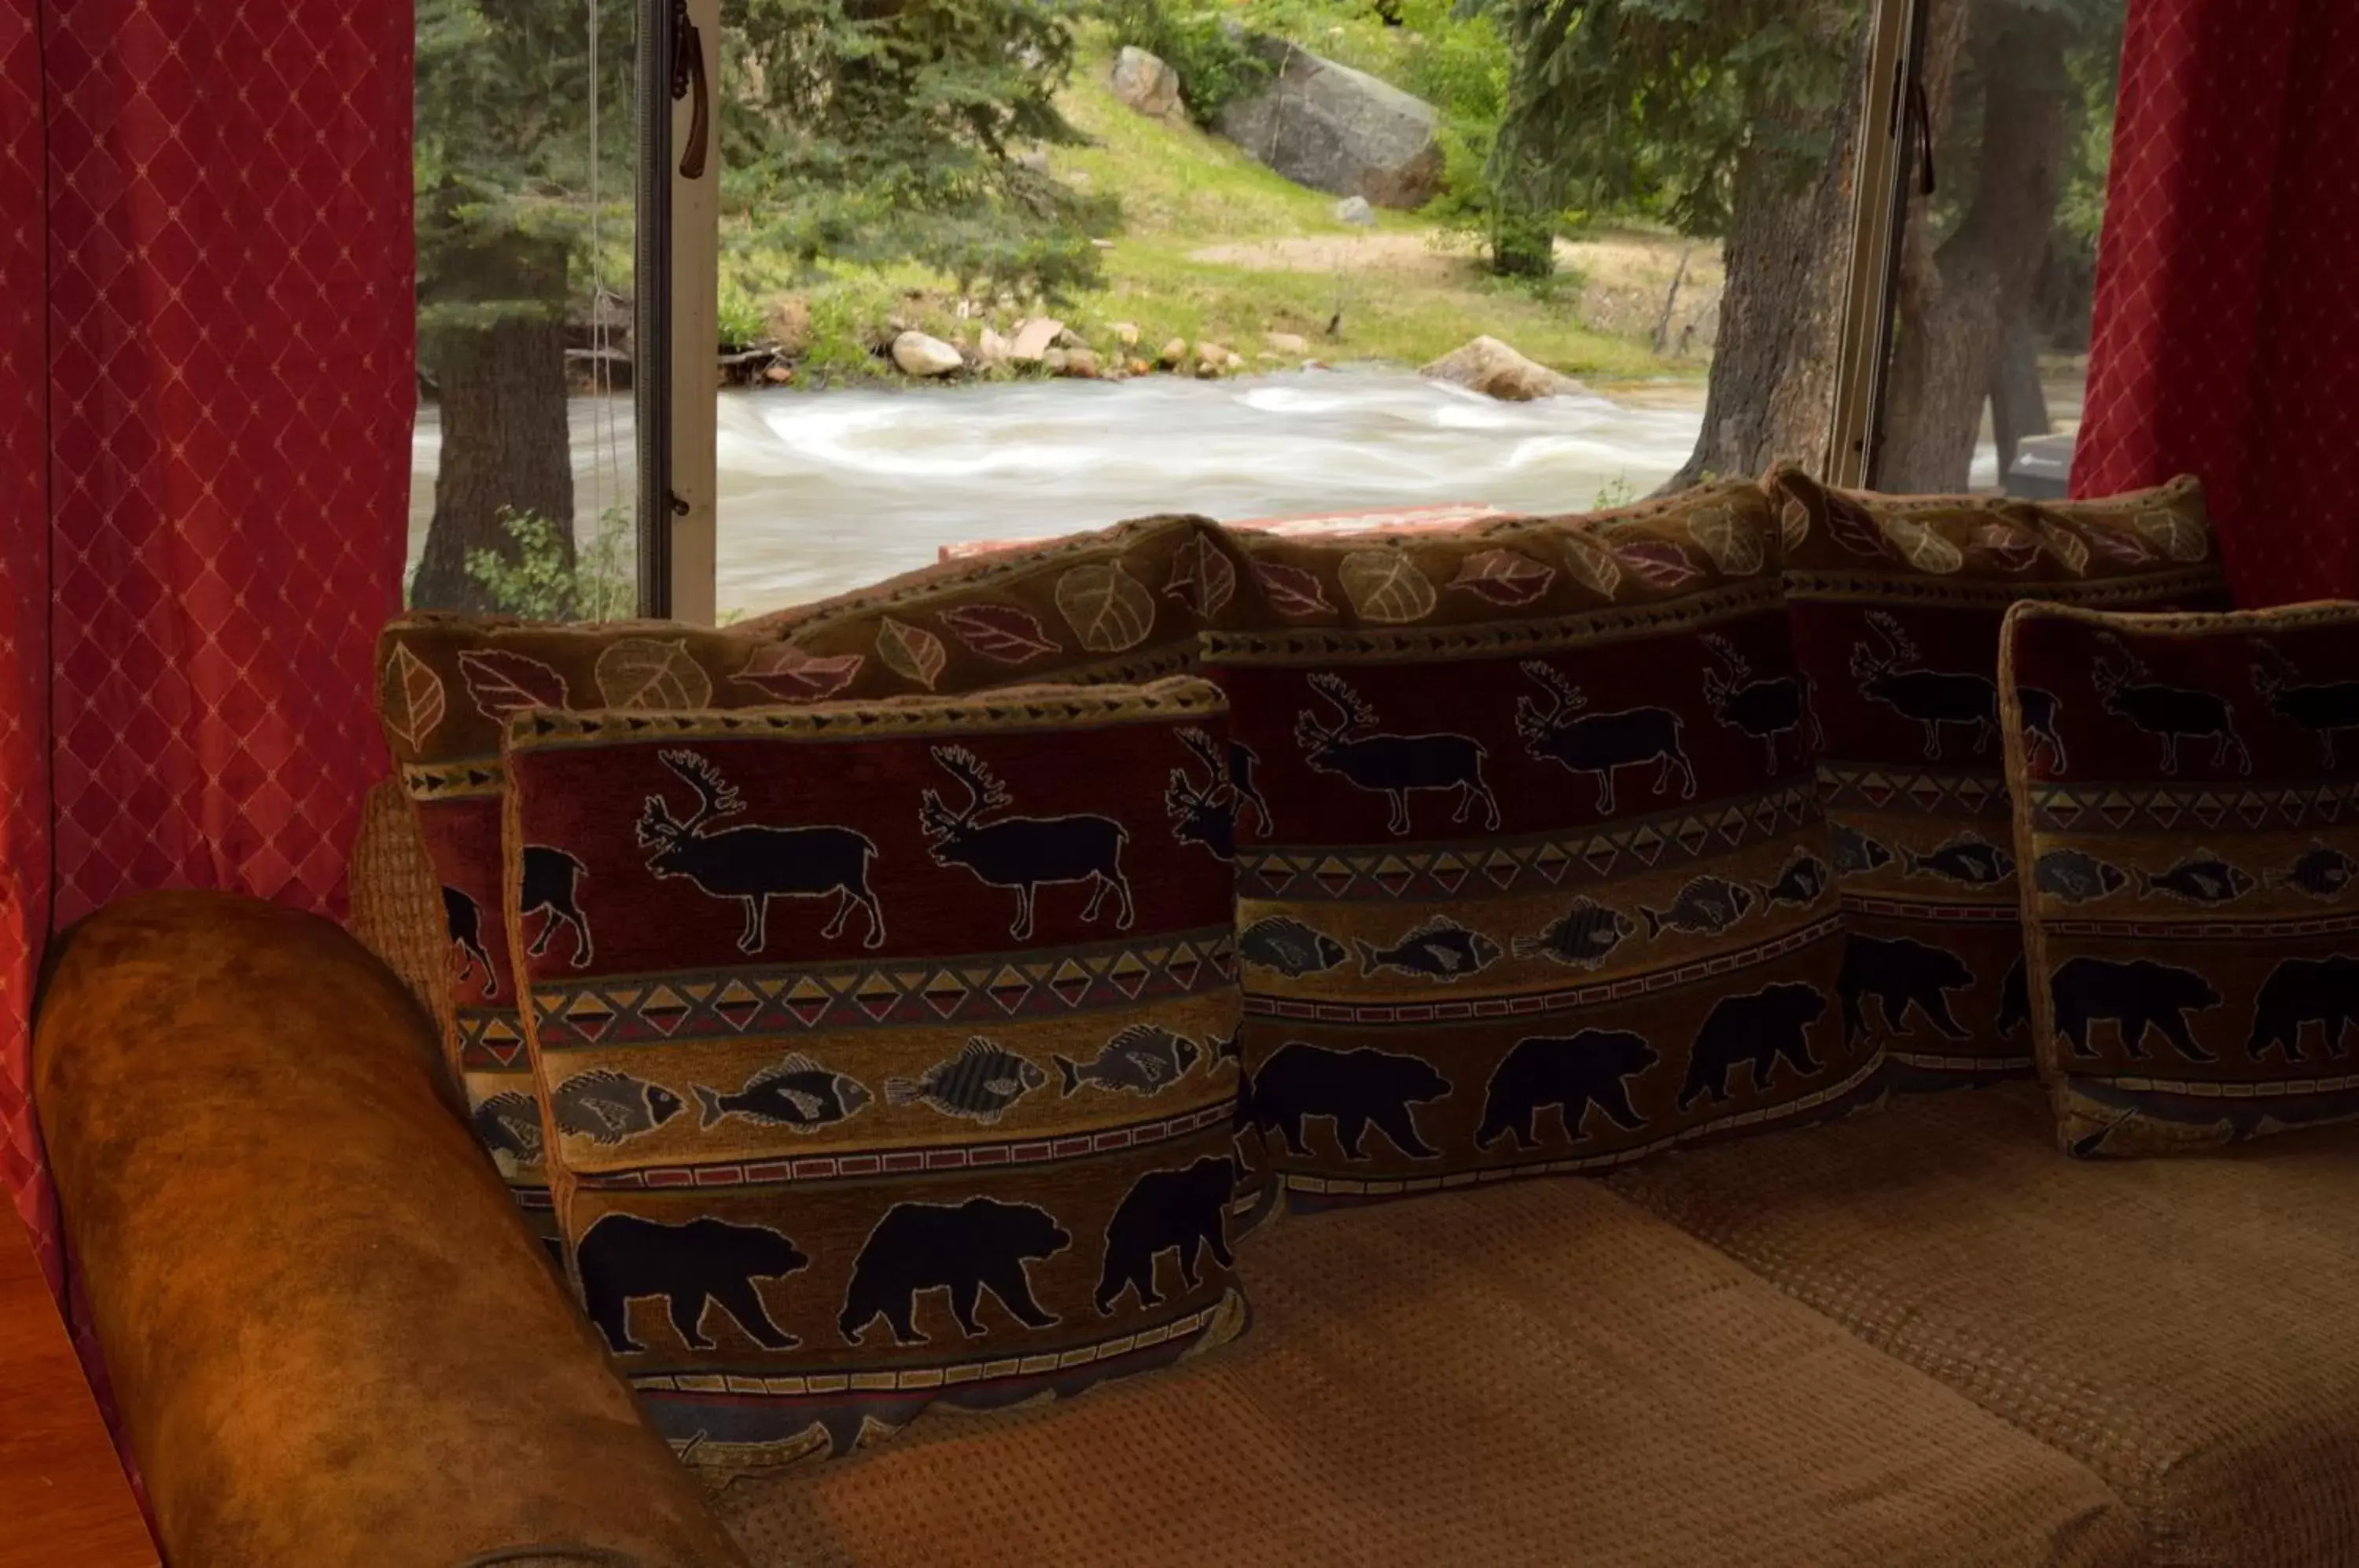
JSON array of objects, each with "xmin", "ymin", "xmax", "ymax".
[{"xmin": 33, "ymin": 892, "xmax": 748, "ymax": 1568}]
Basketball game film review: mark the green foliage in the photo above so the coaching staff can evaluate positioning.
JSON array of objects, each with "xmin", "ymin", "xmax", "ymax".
[
  {"xmin": 466, "ymin": 506, "xmax": 637, "ymax": 623},
  {"xmin": 1488, "ymin": 0, "xmax": 1858, "ymax": 271},
  {"xmin": 1097, "ymin": 0, "xmax": 1272, "ymax": 123},
  {"xmin": 723, "ymin": 0, "xmax": 1117, "ymax": 302}
]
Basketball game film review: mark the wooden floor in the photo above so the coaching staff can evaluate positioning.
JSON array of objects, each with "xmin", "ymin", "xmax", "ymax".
[{"xmin": 0, "ymin": 1205, "xmax": 156, "ymax": 1568}]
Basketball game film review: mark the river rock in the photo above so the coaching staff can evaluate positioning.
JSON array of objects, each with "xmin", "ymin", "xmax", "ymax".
[
  {"xmin": 1010, "ymin": 317, "xmax": 1064, "ymax": 363},
  {"xmin": 1335, "ymin": 195, "xmax": 1376, "ymax": 227},
  {"xmin": 1157, "ymin": 337, "xmax": 1188, "ymax": 368},
  {"xmin": 1111, "ymin": 46, "xmax": 1187, "ymax": 126},
  {"xmin": 977, "ymin": 326, "xmax": 1012, "ymax": 368},
  {"xmin": 1058, "ymin": 348, "xmax": 1103, "ymax": 379},
  {"xmin": 1112, "ymin": 322, "xmax": 1141, "ymax": 347},
  {"xmin": 1420, "ymin": 335, "xmax": 1582, "ymax": 402},
  {"xmin": 892, "ymin": 330, "xmax": 964, "ymax": 378},
  {"xmin": 767, "ymin": 296, "xmax": 811, "ymax": 356},
  {"xmin": 1216, "ymin": 37, "xmax": 1443, "ymax": 209},
  {"xmin": 1265, "ymin": 331, "xmax": 1308, "ymax": 355}
]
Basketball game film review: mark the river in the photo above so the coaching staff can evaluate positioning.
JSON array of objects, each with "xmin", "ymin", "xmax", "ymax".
[{"xmin": 410, "ymin": 367, "xmax": 1708, "ymax": 617}]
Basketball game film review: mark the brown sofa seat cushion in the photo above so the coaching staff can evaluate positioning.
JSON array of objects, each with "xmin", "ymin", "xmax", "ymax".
[
  {"xmin": 1606, "ymin": 1082, "xmax": 2359, "ymax": 1566},
  {"xmin": 713, "ymin": 1179, "xmax": 2136, "ymax": 1568}
]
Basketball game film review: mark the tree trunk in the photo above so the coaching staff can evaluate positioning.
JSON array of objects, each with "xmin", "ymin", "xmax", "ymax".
[
  {"xmin": 1989, "ymin": 314, "xmax": 2050, "ymax": 481},
  {"xmin": 1659, "ymin": 15, "xmax": 1869, "ymax": 491},
  {"xmin": 410, "ymin": 229, "xmax": 576, "ymax": 615},
  {"xmin": 1875, "ymin": 3, "xmax": 2072, "ymax": 492}
]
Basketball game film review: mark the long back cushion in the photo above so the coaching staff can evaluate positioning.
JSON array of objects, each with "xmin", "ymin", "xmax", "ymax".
[
  {"xmin": 1204, "ymin": 482, "xmax": 1865, "ymax": 1216},
  {"xmin": 2002, "ymin": 600, "xmax": 2359, "ymax": 1156},
  {"xmin": 374, "ymin": 515, "xmax": 1244, "ymax": 1236},
  {"xmin": 1771, "ymin": 468, "xmax": 2228, "ymax": 1088},
  {"xmin": 502, "ymin": 679, "xmax": 1246, "ymax": 1474}
]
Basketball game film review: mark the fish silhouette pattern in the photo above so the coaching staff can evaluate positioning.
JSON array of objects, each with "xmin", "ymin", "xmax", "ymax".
[
  {"xmin": 471, "ymin": 1092, "xmax": 543, "ymax": 1164},
  {"xmin": 1240, "ymin": 916, "xmax": 1349, "ymax": 977},
  {"xmin": 1512, "ymin": 897, "xmax": 1635, "ymax": 970},
  {"xmin": 1832, "ymin": 823, "xmax": 1895, "ymax": 877},
  {"xmin": 2272, "ymin": 844, "xmax": 2358, "ymax": 902},
  {"xmin": 553, "ymin": 1070, "xmax": 687, "ymax": 1147},
  {"xmin": 2037, "ymin": 850, "xmax": 2128, "ymax": 905},
  {"xmin": 1640, "ymin": 875, "xmax": 1754, "ymax": 940},
  {"xmin": 693, "ymin": 1054, "xmax": 873, "ymax": 1132},
  {"xmin": 838, "ymin": 1198, "xmax": 1070, "ymax": 1345},
  {"xmin": 2137, "ymin": 853, "xmax": 2254, "ymax": 907},
  {"xmin": 1754, "ymin": 852, "xmax": 1832, "ymax": 911},
  {"xmin": 1356, "ymin": 916, "xmax": 1503, "ymax": 981},
  {"xmin": 1901, "ymin": 834, "xmax": 2015, "ymax": 887},
  {"xmin": 885, "ymin": 1037, "xmax": 1047, "ymax": 1124},
  {"xmin": 1055, "ymin": 1025, "xmax": 1202, "ymax": 1098}
]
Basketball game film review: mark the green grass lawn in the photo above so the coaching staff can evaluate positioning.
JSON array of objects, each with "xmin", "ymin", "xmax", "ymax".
[{"xmin": 720, "ymin": 44, "xmax": 1697, "ymax": 386}]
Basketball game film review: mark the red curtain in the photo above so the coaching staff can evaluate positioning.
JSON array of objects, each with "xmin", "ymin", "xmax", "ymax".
[
  {"xmin": 0, "ymin": 0, "xmax": 414, "ymax": 1291},
  {"xmin": 2072, "ymin": 0, "xmax": 2359, "ymax": 606}
]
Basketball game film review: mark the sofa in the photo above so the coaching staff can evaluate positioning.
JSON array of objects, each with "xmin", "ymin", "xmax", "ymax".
[{"xmin": 31, "ymin": 474, "xmax": 2359, "ymax": 1568}]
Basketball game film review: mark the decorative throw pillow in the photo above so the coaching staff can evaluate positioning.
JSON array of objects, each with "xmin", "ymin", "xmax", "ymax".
[
  {"xmin": 374, "ymin": 515, "xmax": 1247, "ymax": 1229},
  {"xmin": 1204, "ymin": 482, "xmax": 1867, "ymax": 1216},
  {"xmin": 501, "ymin": 679, "xmax": 1247, "ymax": 1472},
  {"xmin": 2001, "ymin": 600, "xmax": 2359, "ymax": 1156},
  {"xmin": 1772, "ymin": 466, "xmax": 2229, "ymax": 1089}
]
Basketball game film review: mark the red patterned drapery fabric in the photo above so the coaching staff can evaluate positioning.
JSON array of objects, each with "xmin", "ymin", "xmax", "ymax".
[
  {"xmin": 0, "ymin": 0, "xmax": 414, "ymax": 1290},
  {"xmin": 2072, "ymin": 0, "xmax": 2359, "ymax": 606}
]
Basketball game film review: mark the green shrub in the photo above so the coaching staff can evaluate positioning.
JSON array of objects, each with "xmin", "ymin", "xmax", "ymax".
[
  {"xmin": 1098, "ymin": 0, "xmax": 1272, "ymax": 125},
  {"xmin": 466, "ymin": 505, "xmax": 637, "ymax": 623}
]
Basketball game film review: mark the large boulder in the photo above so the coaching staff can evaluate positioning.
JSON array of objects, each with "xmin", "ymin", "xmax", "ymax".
[
  {"xmin": 1111, "ymin": 46, "xmax": 1186, "ymax": 126},
  {"xmin": 892, "ymin": 330, "xmax": 964, "ymax": 378},
  {"xmin": 1420, "ymin": 336, "xmax": 1583, "ymax": 402},
  {"xmin": 1216, "ymin": 36, "xmax": 1442, "ymax": 209}
]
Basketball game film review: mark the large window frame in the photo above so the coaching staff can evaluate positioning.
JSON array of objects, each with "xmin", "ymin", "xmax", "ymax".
[{"xmin": 630, "ymin": 0, "xmax": 2000, "ymax": 624}]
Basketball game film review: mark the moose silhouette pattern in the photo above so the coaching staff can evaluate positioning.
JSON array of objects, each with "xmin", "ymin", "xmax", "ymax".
[
  {"xmin": 1849, "ymin": 611, "xmax": 2003, "ymax": 760},
  {"xmin": 637, "ymin": 749, "xmax": 886, "ymax": 951},
  {"xmin": 1700, "ymin": 633, "xmax": 1820, "ymax": 772},
  {"xmin": 920, "ymin": 745, "xmax": 1134, "ymax": 940},
  {"xmin": 1515, "ymin": 658, "xmax": 1695, "ymax": 813},
  {"xmin": 577, "ymin": 1213, "xmax": 808, "ymax": 1355},
  {"xmin": 2250, "ymin": 645, "xmax": 2359, "ymax": 767},
  {"xmin": 1293, "ymin": 673, "xmax": 1498, "ymax": 836},
  {"xmin": 2090, "ymin": 634, "xmax": 2250, "ymax": 775}
]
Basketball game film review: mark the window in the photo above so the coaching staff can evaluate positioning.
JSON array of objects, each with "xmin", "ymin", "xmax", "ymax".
[
  {"xmin": 408, "ymin": 0, "xmax": 646, "ymax": 620},
  {"xmin": 411, "ymin": 0, "xmax": 2125, "ymax": 625},
  {"xmin": 1861, "ymin": 0, "xmax": 2125, "ymax": 498}
]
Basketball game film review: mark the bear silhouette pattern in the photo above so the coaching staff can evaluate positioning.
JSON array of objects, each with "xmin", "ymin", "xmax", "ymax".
[
  {"xmin": 2249, "ymin": 955, "xmax": 2359, "ymax": 1061},
  {"xmin": 1679, "ymin": 985, "xmax": 1828, "ymax": 1110},
  {"xmin": 577, "ymin": 1213, "xmax": 808, "ymax": 1355},
  {"xmin": 838, "ymin": 1198, "xmax": 1070, "ymax": 1346},
  {"xmin": 2048, "ymin": 956, "xmax": 2221, "ymax": 1063},
  {"xmin": 1838, "ymin": 936, "xmax": 1974, "ymax": 1045},
  {"xmin": 1244, "ymin": 1042, "xmax": 1452, "ymax": 1161},
  {"xmin": 1095, "ymin": 1156, "xmax": 1238, "ymax": 1315},
  {"xmin": 1475, "ymin": 1030, "xmax": 1657, "ymax": 1151}
]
